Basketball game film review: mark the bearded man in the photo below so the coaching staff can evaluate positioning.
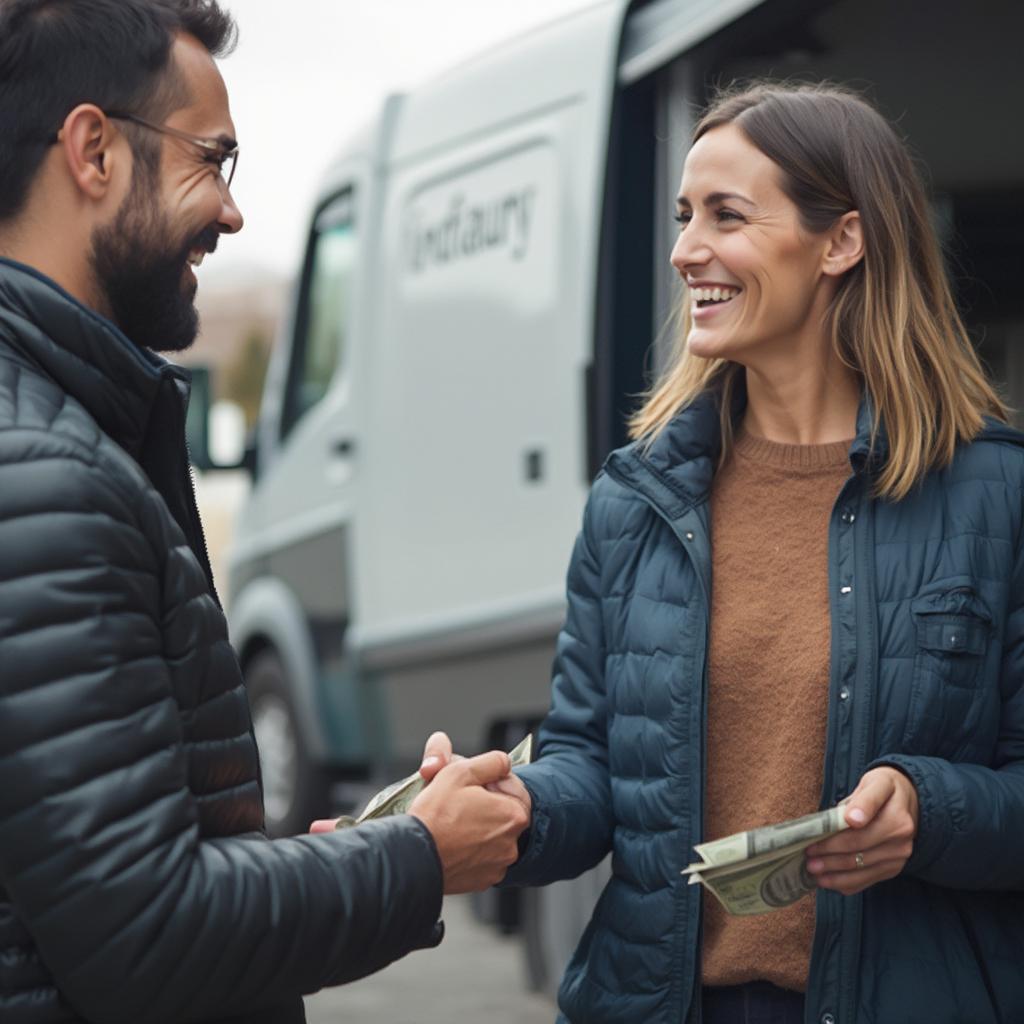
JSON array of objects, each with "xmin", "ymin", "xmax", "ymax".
[{"xmin": 0, "ymin": 2, "xmax": 528, "ymax": 1022}]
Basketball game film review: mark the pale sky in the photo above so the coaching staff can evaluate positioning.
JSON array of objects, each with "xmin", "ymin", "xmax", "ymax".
[{"xmin": 209, "ymin": 0, "xmax": 592, "ymax": 286}]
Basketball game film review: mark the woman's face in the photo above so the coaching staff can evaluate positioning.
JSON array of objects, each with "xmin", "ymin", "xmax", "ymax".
[{"xmin": 671, "ymin": 123, "xmax": 837, "ymax": 367}]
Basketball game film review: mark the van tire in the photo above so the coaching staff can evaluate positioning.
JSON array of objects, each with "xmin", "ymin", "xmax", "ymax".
[{"xmin": 246, "ymin": 648, "xmax": 329, "ymax": 836}]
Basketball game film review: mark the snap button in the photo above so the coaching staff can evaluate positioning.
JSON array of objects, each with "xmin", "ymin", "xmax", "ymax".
[
  {"xmin": 821, "ymin": 1014, "xmax": 837, "ymax": 1024},
  {"xmin": 839, "ymin": 686, "xmax": 850, "ymax": 701},
  {"xmin": 840, "ymin": 584, "xmax": 853, "ymax": 595},
  {"xmin": 840, "ymin": 508, "xmax": 856, "ymax": 525},
  {"xmin": 947, "ymin": 629, "xmax": 963, "ymax": 649},
  {"xmin": 684, "ymin": 531, "xmax": 694, "ymax": 541}
]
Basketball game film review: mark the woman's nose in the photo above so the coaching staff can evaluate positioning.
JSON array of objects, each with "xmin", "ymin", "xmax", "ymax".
[{"xmin": 670, "ymin": 222, "xmax": 711, "ymax": 275}]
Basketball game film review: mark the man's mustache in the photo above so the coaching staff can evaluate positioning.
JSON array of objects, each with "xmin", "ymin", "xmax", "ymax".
[{"xmin": 187, "ymin": 226, "xmax": 220, "ymax": 257}]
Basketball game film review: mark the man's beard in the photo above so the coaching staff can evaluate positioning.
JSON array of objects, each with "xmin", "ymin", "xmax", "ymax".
[{"xmin": 90, "ymin": 170, "xmax": 218, "ymax": 353}]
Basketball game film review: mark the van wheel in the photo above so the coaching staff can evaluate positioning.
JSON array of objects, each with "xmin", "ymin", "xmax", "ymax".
[{"xmin": 246, "ymin": 648, "xmax": 328, "ymax": 836}]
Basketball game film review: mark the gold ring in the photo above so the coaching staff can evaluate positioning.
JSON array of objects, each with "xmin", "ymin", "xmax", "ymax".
[{"xmin": 854, "ymin": 852, "xmax": 865, "ymax": 869}]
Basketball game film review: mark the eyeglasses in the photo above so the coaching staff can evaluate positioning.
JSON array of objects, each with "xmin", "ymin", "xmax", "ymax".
[{"xmin": 104, "ymin": 110, "xmax": 238, "ymax": 189}]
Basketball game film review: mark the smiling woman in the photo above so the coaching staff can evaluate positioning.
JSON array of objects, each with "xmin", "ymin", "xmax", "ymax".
[
  {"xmin": 636, "ymin": 83, "xmax": 1005, "ymax": 499},
  {"xmin": 492, "ymin": 80, "xmax": 1024, "ymax": 1024}
]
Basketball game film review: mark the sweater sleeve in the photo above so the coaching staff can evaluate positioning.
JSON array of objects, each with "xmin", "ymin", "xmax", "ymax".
[
  {"xmin": 503, "ymin": 488, "xmax": 614, "ymax": 887},
  {"xmin": 871, "ymin": 514, "xmax": 1024, "ymax": 891},
  {"xmin": 0, "ymin": 441, "xmax": 442, "ymax": 1024}
]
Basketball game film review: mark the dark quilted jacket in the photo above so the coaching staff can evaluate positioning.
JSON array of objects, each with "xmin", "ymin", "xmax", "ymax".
[
  {"xmin": 0, "ymin": 260, "xmax": 443, "ymax": 1024},
  {"xmin": 506, "ymin": 389, "xmax": 1024, "ymax": 1023}
]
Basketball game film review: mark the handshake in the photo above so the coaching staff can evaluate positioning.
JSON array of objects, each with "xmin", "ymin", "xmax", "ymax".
[{"xmin": 311, "ymin": 731, "xmax": 532, "ymax": 895}]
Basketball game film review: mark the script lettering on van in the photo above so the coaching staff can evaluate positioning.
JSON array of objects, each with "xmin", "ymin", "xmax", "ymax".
[{"xmin": 406, "ymin": 188, "xmax": 537, "ymax": 273}]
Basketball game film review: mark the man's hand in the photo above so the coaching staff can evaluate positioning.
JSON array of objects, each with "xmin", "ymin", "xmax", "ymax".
[
  {"xmin": 419, "ymin": 730, "xmax": 531, "ymax": 815},
  {"xmin": 805, "ymin": 766, "xmax": 919, "ymax": 895},
  {"xmin": 409, "ymin": 751, "xmax": 531, "ymax": 894}
]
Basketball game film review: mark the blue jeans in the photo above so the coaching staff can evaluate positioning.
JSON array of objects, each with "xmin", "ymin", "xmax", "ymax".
[{"xmin": 702, "ymin": 981, "xmax": 805, "ymax": 1024}]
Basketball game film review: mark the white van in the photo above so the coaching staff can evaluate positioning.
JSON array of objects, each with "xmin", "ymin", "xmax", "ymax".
[{"xmin": 195, "ymin": 0, "xmax": 1024, "ymax": 993}]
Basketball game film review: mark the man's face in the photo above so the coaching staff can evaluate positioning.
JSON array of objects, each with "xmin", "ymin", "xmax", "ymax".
[{"xmin": 90, "ymin": 33, "xmax": 242, "ymax": 352}]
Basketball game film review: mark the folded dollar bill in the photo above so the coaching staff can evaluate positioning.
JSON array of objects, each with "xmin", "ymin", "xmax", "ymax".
[
  {"xmin": 683, "ymin": 803, "xmax": 849, "ymax": 915},
  {"xmin": 335, "ymin": 733, "xmax": 534, "ymax": 830}
]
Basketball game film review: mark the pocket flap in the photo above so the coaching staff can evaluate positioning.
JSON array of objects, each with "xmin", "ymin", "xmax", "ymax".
[
  {"xmin": 914, "ymin": 614, "xmax": 987, "ymax": 655},
  {"xmin": 911, "ymin": 582, "xmax": 991, "ymax": 656}
]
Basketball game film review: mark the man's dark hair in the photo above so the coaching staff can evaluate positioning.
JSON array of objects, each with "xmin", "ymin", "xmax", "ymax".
[{"xmin": 0, "ymin": 0, "xmax": 236, "ymax": 221}]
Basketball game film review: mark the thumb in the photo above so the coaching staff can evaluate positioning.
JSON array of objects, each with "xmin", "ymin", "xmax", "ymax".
[
  {"xmin": 309, "ymin": 818, "xmax": 339, "ymax": 834},
  {"xmin": 844, "ymin": 769, "xmax": 894, "ymax": 828},
  {"xmin": 420, "ymin": 730, "xmax": 454, "ymax": 781},
  {"xmin": 460, "ymin": 750, "xmax": 512, "ymax": 787}
]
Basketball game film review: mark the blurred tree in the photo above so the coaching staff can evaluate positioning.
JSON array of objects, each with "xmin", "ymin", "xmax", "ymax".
[{"xmin": 221, "ymin": 326, "xmax": 271, "ymax": 427}]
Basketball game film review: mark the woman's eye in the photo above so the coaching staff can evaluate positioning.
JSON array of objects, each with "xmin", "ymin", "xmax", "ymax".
[
  {"xmin": 716, "ymin": 208, "xmax": 743, "ymax": 223},
  {"xmin": 673, "ymin": 212, "xmax": 691, "ymax": 227}
]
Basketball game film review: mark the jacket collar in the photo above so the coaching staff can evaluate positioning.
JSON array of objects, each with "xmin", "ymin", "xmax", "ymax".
[
  {"xmin": 605, "ymin": 384, "xmax": 882, "ymax": 519},
  {"xmin": 0, "ymin": 258, "xmax": 188, "ymax": 461},
  {"xmin": 604, "ymin": 390, "xmax": 723, "ymax": 520}
]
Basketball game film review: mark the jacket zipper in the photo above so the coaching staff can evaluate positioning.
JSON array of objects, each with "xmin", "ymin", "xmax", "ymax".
[{"xmin": 167, "ymin": 370, "xmax": 222, "ymax": 608}]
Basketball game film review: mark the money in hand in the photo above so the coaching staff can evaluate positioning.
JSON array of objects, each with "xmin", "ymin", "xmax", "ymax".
[
  {"xmin": 683, "ymin": 804, "xmax": 849, "ymax": 915},
  {"xmin": 335, "ymin": 734, "xmax": 533, "ymax": 829}
]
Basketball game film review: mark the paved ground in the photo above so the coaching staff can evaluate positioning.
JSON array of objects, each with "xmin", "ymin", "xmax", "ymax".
[{"xmin": 304, "ymin": 896, "xmax": 554, "ymax": 1023}]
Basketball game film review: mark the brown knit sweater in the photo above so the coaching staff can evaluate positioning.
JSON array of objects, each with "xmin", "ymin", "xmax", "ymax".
[{"xmin": 701, "ymin": 429, "xmax": 852, "ymax": 993}]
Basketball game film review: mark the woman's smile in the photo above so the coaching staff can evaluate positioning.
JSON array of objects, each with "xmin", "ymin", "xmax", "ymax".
[{"xmin": 690, "ymin": 281, "xmax": 743, "ymax": 320}]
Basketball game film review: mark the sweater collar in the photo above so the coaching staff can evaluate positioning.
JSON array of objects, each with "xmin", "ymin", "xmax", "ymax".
[
  {"xmin": 604, "ymin": 386, "xmax": 883, "ymax": 518},
  {"xmin": 0, "ymin": 258, "xmax": 187, "ymax": 459}
]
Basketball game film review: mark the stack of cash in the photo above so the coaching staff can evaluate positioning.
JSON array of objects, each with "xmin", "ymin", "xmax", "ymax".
[
  {"xmin": 683, "ymin": 804, "xmax": 849, "ymax": 915},
  {"xmin": 335, "ymin": 734, "xmax": 534, "ymax": 829}
]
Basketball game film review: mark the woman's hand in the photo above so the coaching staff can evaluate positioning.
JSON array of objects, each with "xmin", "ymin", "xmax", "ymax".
[{"xmin": 804, "ymin": 766, "xmax": 919, "ymax": 895}]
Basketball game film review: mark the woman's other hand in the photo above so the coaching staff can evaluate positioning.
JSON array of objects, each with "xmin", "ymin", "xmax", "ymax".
[{"xmin": 804, "ymin": 766, "xmax": 919, "ymax": 895}]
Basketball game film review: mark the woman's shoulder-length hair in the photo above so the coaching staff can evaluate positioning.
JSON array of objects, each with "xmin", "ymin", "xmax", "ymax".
[{"xmin": 630, "ymin": 81, "xmax": 1006, "ymax": 501}]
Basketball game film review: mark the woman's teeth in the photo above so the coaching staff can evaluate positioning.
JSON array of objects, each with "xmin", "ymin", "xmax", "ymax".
[
  {"xmin": 187, "ymin": 251, "xmax": 205, "ymax": 267},
  {"xmin": 692, "ymin": 286, "xmax": 740, "ymax": 305}
]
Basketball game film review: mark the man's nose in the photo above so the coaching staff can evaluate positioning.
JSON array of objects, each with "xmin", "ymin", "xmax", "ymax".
[{"xmin": 217, "ymin": 186, "xmax": 244, "ymax": 235}]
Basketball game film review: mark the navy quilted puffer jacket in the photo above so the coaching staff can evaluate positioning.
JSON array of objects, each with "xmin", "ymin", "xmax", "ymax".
[
  {"xmin": 0, "ymin": 261, "xmax": 443, "ymax": 1024},
  {"xmin": 506, "ymin": 390, "xmax": 1024, "ymax": 1024}
]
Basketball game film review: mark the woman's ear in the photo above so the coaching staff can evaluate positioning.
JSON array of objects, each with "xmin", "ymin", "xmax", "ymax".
[{"xmin": 822, "ymin": 210, "xmax": 864, "ymax": 277}]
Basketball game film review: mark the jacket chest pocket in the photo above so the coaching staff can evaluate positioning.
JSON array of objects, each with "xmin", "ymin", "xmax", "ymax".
[{"xmin": 903, "ymin": 583, "xmax": 992, "ymax": 757}]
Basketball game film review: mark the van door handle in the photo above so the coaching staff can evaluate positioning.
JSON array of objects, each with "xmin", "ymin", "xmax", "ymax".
[{"xmin": 330, "ymin": 437, "xmax": 356, "ymax": 457}]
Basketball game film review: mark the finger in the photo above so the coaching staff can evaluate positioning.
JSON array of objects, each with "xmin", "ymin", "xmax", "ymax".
[
  {"xmin": 309, "ymin": 818, "xmax": 340, "ymax": 834},
  {"xmin": 486, "ymin": 775, "xmax": 532, "ymax": 813},
  {"xmin": 807, "ymin": 838, "xmax": 908, "ymax": 877},
  {"xmin": 420, "ymin": 731, "xmax": 454, "ymax": 780},
  {"xmin": 486, "ymin": 778, "xmax": 520, "ymax": 796},
  {"xmin": 457, "ymin": 750, "xmax": 512, "ymax": 787},
  {"xmin": 843, "ymin": 768, "xmax": 897, "ymax": 829},
  {"xmin": 808, "ymin": 817, "xmax": 894, "ymax": 857},
  {"xmin": 815, "ymin": 857, "xmax": 907, "ymax": 895}
]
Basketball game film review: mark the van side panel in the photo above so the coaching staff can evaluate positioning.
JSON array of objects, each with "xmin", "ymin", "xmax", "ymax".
[
  {"xmin": 347, "ymin": 5, "xmax": 627, "ymax": 762},
  {"xmin": 354, "ymin": 3, "xmax": 624, "ymax": 649}
]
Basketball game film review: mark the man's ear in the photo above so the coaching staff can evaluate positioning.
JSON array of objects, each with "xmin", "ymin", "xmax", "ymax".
[
  {"xmin": 822, "ymin": 210, "xmax": 864, "ymax": 278},
  {"xmin": 59, "ymin": 104, "xmax": 124, "ymax": 201}
]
